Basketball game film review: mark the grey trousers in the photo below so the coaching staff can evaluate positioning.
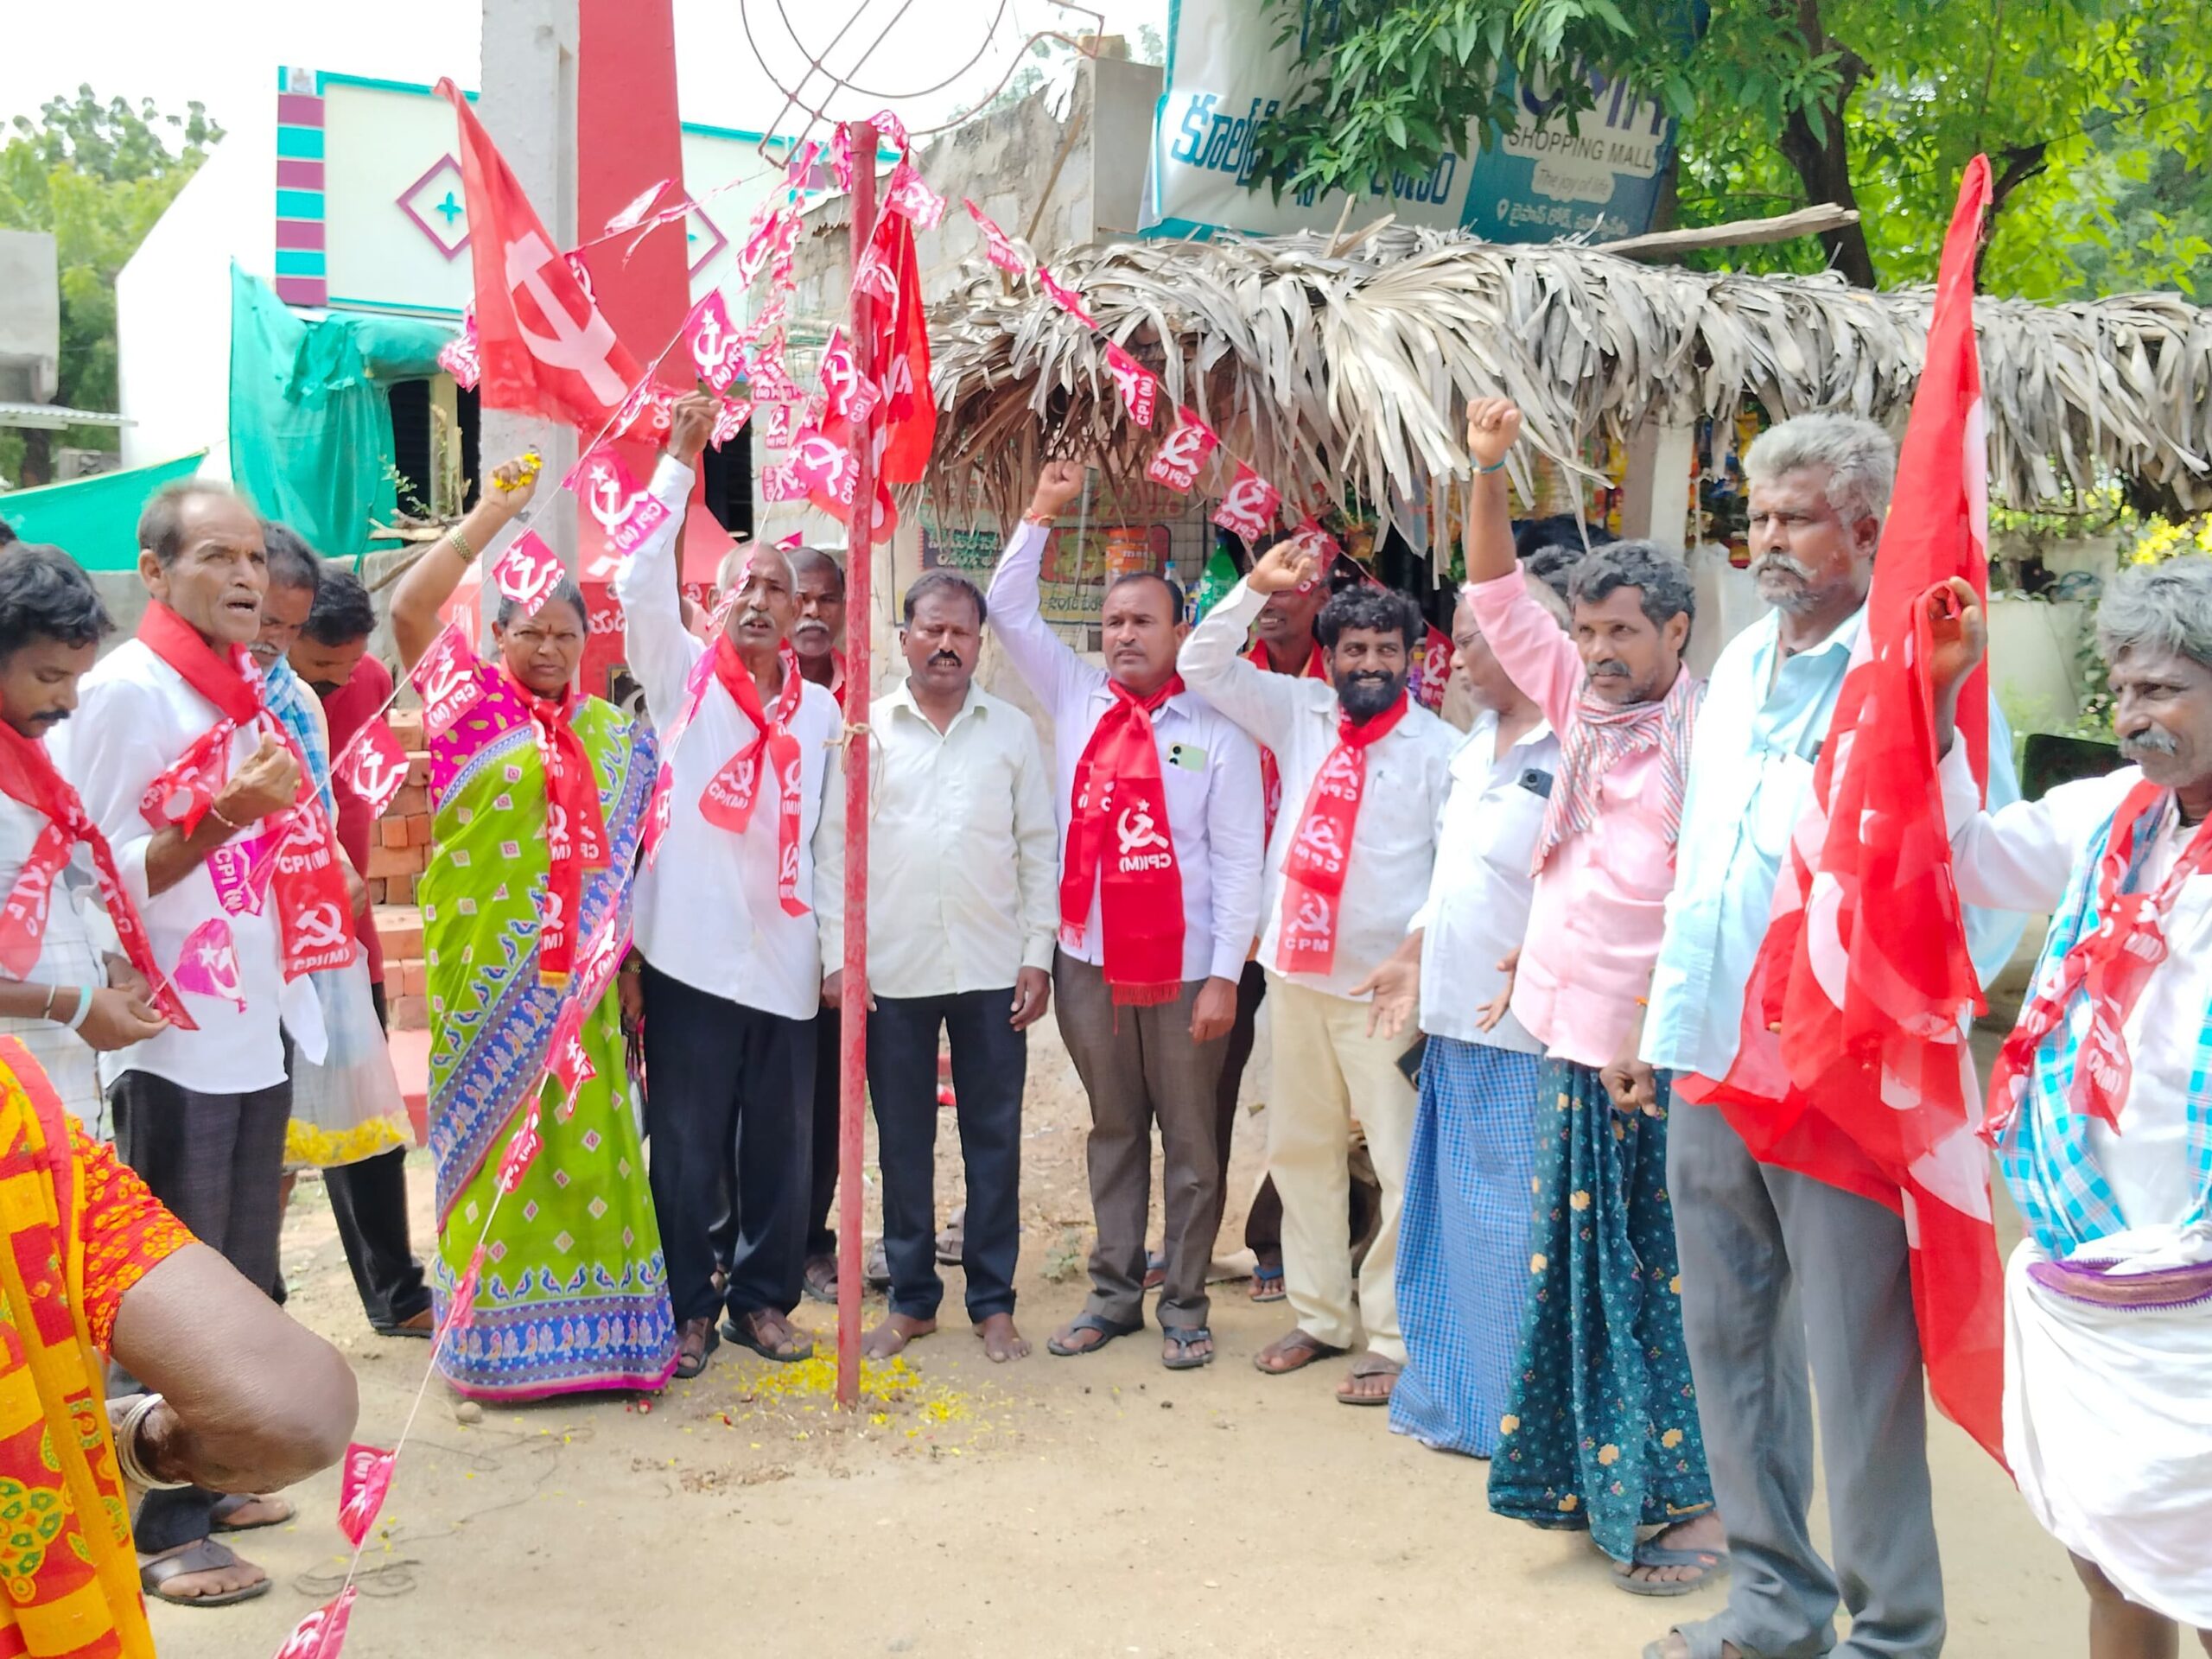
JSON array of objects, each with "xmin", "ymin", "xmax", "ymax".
[
  {"xmin": 1052, "ymin": 950, "xmax": 1225, "ymax": 1333},
  {"xmin": 1667, "ymin": 1096, "xmax": 1944, "ymax": 1659}
]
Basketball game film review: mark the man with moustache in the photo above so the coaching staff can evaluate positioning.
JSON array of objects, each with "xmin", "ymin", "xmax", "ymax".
[
  {"xmin": 618, "ymin": 393, "xmax": 845, "ymax": 1378},
  {"xmin": 1181, "ymin": 540, "xmax": 1459, "ymax": 1404},
  {"xmin": 1639, "ymin": 414, "xmax": 2019, "ymax": 1659},
  {"xmin": 1460, "ymin": 399, "xmax": 1725, "ymax": 1591},
  {"xmin": 786, "ymin": 543, "xmax": 853, "ymax": 1302},
  {"xmin": 988, "ymin": 460, "xmax": 1262, "ymax": 1370},
  {"xmin": 857, "ymin": 570, "xmax": 1058, "ymax": 1363},
  {"xmin": 285, "ymin": 565, "xmax": 435, "ymax": 1341},
  {"xmin": 55, "ymin": 480, "xmax": 342, "ymax": 1605},
  {"xmin": 0, "ymin": 543, "xmax": 170, "ymax": 1131}
]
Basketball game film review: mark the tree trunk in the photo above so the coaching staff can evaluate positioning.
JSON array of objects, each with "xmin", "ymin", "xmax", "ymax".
[
  {"xmin": 1774, "ymin": 0, "xmax": 1878, "ymax": 287},
  {"xmin": 19, "ymin": 430, "xmax": 51, "ymax": 489}
]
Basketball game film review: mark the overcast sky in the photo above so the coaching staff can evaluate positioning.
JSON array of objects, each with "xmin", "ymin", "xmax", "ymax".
[{"xmin": 1, "ymin": 0, "xmax": 1167, "ymax": 144}]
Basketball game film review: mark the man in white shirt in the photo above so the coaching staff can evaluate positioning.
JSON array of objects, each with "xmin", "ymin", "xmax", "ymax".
[
  {"xmin": 987, "ymin": 461, "xmax": 1262, "ymax": 1370},
  {"xmin": 54, "ymin": 481, "xmax": 334, "ymax": 1606},
  {"xmin": 1921, "ymin": 556, "xmax": 2212, "ymax": 1659},
  {"xmin": 1179, "ymin": 537, "xmax": 1457, "ymax": 1403},
  {"xmin": 0, "ymin": 542, "xmax": 170, "ymax": 1128},
  {"xmin": 1359, "ymin": 581, "xmax": 1558, "ymax": 1454},
  {"xmin": 616, "ymin": 394, "xmax": 844, "ymax": 1379},
  {"xmin": 858, "ymin": 569, "xmax": 1058, "ymax": 1364}
]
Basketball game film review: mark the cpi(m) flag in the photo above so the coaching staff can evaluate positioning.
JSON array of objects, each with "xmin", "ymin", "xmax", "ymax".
[
  {"xmin": 438, "ymin": 79, "xmax": 643, "ymax": 430},
  {"xmin": 1678, "ymin": 156, "xmax": 2007, "ymax": 1465}
]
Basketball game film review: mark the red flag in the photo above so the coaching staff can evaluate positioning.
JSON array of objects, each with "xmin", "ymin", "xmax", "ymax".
[
  {"xmin": 336, "ymin": 1443, "xmax": 397, "ymax": 1547},
  {"xmin": 438, "ymin": 79, "xmax": 643, "ymax": 429},
  {"xmin": 334, "ymin": 719, "xmax": 410, "ymax": 822},
  {"xmin": 683, "ymin": 291, "xmax": 747, "ymax": 392},
  {"xmin": 962, "ymin": 198, "xmax": 1029, "ymax": 275},
  {"xmin": 1103, "ymin": 343, "xmax": 1158, "ymax": 428},
  {"xmin": 437, "ymin": 309, "xmax": 480, "ymax": 391},
  {"xmin": 1211, "ymin": 462, "xmax": 1282, "ymax": 542},
  {"xmin": 495, "ymin": 1104, "xmax": 543, "ymax": 1193},
  {"xmin": 408, "ymin": 626, "xmax": 486, "ymax": 740},
  {"xmin": 1037, "ymin": 267, "xmax": 1096, "ymax": 327},
  {"xmin": 272, "ymin": 1587, "xmax": 357, "ymax": 1659},
  {"xmin": 1147, "ymin": 406, "xmax": 1219, "ymax": 492},
  {"xmin": 1681, "ymin": 156, "xmax": 2005, "ymax": 1464},
  {"xmin": 488, "ymin": 529, "xmax": 568, "ymax": 617}
]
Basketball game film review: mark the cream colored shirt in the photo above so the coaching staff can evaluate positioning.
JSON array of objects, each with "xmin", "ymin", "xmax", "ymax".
[{"xmin": 863, "ymin": 678, "xmax": 1058, "ymax": 999}]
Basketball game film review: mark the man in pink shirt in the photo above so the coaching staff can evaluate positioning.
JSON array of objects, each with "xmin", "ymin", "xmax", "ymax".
[{"xmin": 1460, "ymin": 398, "xmax": 1726, "ymax": 1595}]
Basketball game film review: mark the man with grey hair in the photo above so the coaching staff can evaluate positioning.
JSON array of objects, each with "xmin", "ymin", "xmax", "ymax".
[
  {"xmin": 1461, "ymin": 398, "xmax": 1724, "ymax": 1590},
  {"xmin": 1637, "ymin": 411, "xmax": 2021, "ymax": 1659},
  {"xmin": 1922, "ymin": 556, "xmax": 2212, "ymax": 1656}
]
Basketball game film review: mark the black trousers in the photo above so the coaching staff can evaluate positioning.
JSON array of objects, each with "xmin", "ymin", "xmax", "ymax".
[
  {"xmin": 868, "ymin": 988, "xmax": 1025, "ymax": 1322},
  {"xmin": 322, "ymin": 982, "xmax": 429, "ymax": 1329},
  {"xmin": 641, "ymin": 963, "xmax": 814, "ymax": 1324},
  {"xmin": 111, "ymin": 1066, "xmax": 290, "ymax": 1554},
  {"xmin": 804, "ymin": 1007, "xmax": 841, "ymax": 1260}
]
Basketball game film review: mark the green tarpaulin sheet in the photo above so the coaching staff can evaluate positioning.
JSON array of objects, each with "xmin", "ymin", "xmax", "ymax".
[
  {"xmin": 227, "ymin": 265, "xmax": 456, "ymax": 559},
  {"xmin": 0, "ymin": 452, "xmax": 210, "ymax": 569}
]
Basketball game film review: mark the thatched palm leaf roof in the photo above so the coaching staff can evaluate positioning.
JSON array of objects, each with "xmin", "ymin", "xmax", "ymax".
[{"xmin": 926, "ymin": 226, "xmax": 2212, "ymax": 527}]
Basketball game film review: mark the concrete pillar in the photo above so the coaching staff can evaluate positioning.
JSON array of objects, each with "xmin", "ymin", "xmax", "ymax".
[
  {"xmin": 1618, "ymin": 417, "xmax": 1696, "ymax": 550},
  {"xmin": 477, "ymin": 0, "xmax": 581, "ymax": 568}
]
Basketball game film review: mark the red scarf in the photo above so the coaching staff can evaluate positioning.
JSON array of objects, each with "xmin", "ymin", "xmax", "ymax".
[
  {"xmin": 0, "ymin": 721, "xmax": 191, "ymax": 1028},
  {"xmin": 1060, "ymin": 677, "xmax": 1186, "ymax": 1006},
  {"xmin": 1245, "ymin": 636, "xmax": 1329, "ymax": 842},
  {"xmin": 136, "ymin": 602, "xmax": 357, "ymax": 983},
  {"xmin": 1986, "ymin": 781, "xmax": 2212, "ymax": 1136},
  {"xmin": 701, "ymin": 639, "xmax": 809, "ymax": 918},
  {"xmin": 497, "ymin": 664, "xmax": 607, "ymax": 985},
  {"xmin": 1275, "ymin": 692, "xmax": 1409, "ymax": 976}
]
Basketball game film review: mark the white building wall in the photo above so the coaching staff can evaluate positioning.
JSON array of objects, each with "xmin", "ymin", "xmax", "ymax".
[{"xmin": 116, "ymin": 122, "xmax": 275, "ymax": 479}]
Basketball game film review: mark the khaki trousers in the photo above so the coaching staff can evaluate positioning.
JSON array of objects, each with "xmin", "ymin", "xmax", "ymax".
[{"xmin": 1262, "ymin": 971, "xmax": 1419, "ymax": 1362}]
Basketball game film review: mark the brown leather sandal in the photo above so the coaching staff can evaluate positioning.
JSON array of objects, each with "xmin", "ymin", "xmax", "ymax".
[{"xmin": 1252, "ymin": 1328, "xmax": 1348, "ymax": 1375}]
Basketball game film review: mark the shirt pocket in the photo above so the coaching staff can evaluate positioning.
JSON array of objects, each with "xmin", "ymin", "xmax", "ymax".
[{"xmin": 1749, "ymin": 750, "xmax": 1815, "ymax": 861}]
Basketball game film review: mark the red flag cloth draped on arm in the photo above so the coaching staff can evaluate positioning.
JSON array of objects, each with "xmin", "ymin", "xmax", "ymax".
[
  {"xmin": 438, "ymin": 79, "xmax": 643, "ymax": 430},
  {"xmin": 1675, "ymin": 156, "xmax": 2007, "ymax": 1465}
]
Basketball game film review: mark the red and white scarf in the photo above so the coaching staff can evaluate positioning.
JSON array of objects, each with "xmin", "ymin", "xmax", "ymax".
[
  {"xmin": 0, "ymin": 720, "xmax": 191, "ymax": 1027},
  {"xmin": 135, "ymin": 602, "xmax": 357, "ymax": 982},
  {"xmin": 495, "ymin": 664, "xmax": 608, "ymax": 986},
  {"xmin": 1060, "ymin": 677, "xmax": 1186, "ymax": 1007},
  {"xmin": 1275, "ymin": 692, "xmax": 1408, "ymax": 976},
  {"xmin": 699, "ymin": 639, "xmax": 809, "ymax": 918},
  {"xmin": 1534, "ymin": 665, "xmax": 1700, "ymax": 874},
  {"xmin": 1245, "ymin": 636, "xmax": 1329, "ymax": 842},
  {"xmin": 1987, "ymin": 781, "xmax": 2212, "ymax": 1136}
]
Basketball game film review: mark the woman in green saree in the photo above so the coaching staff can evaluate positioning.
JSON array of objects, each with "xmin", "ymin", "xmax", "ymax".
[{"xmin": 391, "ymin": 458, "xmax": 675, "ymax": 1400}]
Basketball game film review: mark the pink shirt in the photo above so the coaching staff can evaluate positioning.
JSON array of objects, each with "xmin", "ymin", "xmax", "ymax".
[{"xmin": 1466, "ymin": 571, "xmax": 1684, "ymax": 1070}]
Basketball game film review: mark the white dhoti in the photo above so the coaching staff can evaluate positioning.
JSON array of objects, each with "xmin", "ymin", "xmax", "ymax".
[{"xmin": 2003, "ymin": 1225, "xmax": 2212, "ymax": 1630}]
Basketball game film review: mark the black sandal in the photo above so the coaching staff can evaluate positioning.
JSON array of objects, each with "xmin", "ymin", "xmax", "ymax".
[
  {"xmin": 721, "ymin": 1309, "xmax": 815, "ymax": 1363},
  {"xmin": 1161, "ymin": 1326, "xmax": 1214, "ymax": 1370},
  {"xmin": 673, "ymin": 1317, "xmax": 720, "ymax": 1379},
  {"xmin": 1046, "ymin": 1312, "xmax": 1141, "ymax": 1357}
]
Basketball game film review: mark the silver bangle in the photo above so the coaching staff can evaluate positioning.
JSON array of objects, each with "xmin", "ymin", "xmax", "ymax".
[{"xmin": 108, "ymin": 1392, "xmax": 190, "ymax": 1491}]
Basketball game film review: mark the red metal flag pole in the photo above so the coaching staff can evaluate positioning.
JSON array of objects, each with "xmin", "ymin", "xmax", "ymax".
[{"xmin": 835, "ymin": 119, "xmax": 880, "ymax": 1412}]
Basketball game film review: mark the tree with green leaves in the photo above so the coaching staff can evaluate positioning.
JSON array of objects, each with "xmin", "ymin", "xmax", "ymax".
[
  {"xmin": 1244, "ymin": 0, "xmax": 2211, "ymax": 298},
  {"xmin": 0, "ymin": 88, "xmax": 222, "ymax": 487}
]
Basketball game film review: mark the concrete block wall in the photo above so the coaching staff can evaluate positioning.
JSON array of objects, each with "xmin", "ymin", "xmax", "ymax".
[{"xmin": 370, "ymin": 706, "xmax": 435, "ymax": 1031}]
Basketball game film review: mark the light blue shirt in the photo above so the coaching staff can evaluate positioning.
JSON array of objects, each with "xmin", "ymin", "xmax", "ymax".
[{"xmin": 1641, "ymin": 605, "xmax": 2024, "ymax": 1078}]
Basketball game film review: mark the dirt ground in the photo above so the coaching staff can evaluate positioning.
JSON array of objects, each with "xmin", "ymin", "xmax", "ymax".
[{"xmin": 152, "ymin": 1018, "xmax": 2087, "ymax": 1659}]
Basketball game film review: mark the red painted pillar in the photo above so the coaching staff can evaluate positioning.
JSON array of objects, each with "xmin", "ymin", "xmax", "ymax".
[
  {"xmin": 836, "ymin": 122, "xmax": 879, "ymax": 1412},
  {"xmin": 575, "ymin": 0, "xmax": 692, "ymax": 696}
]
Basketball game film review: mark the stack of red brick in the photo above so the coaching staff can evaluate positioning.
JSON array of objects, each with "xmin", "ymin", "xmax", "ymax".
[{"xmin": 367, "ymin": 706, "xmax": 434, "ymax": 1031}]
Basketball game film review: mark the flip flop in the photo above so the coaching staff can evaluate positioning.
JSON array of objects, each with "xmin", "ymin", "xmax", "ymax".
[
  {"xmin": 1046, "ymin": 1312, "xmax": 1141, "ymax": 1357},
  {"xmin": 1249, "ymin": 1264, "xmax": 1286, "ymax": 1303},
  {"xmin": 1335, "ymin": 1353, "xmax": 1401, "ymax": 1406},
  {"xmin": 1141, "ymin": 1250, "xmax": 1166, "ymax": 1292},
  {"xmin": 1617, "ymin": 1541, "xmax": 1731, "ymax": 1598},
  {"xmin": 1161, "ymin": 1326, "xmax": 1215, "ymax": 1370},
  {"xmin": 1252, "ymin": 1329, "xmax": 1348, "ymax": 1375},
  {"xmin": 209, "ymin": 1493, "xmax": 293, "ymax": 1533},
  {"xmin": 139, "ymin": 1539, "xmax": 270, "ymax": 1608}
]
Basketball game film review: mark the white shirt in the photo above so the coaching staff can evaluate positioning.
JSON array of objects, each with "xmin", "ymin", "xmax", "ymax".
[
  {"xmin": 984, "ymin": 523, "xmax": 1263, "ymax": 985},
  {"xmin": 1179, "ymin": 579, "xmax": 1459, "ymax": 1001},
  {"xmin": 51, "ymin": 639, "xmax": 319, "ymax": 1095},
  {"xmin": 863, "ymin": 678, "xmax": 1058, "ymax": 999},
  {"xmin": 0, "ymin": 791, "xmax": 120, "ymax": 1125},
  {"xmin": 1942, "ymin": 754, "xmax": 2204, "ymax": 1228},
  {"xmin": 1410, "ymin": 712, "xmax": 1559, "ymax": 1049},
  {"xmin": 616, "ymin": 455, "xmax": 846, "ymax": 1021}
]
